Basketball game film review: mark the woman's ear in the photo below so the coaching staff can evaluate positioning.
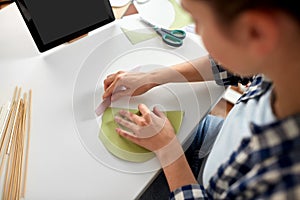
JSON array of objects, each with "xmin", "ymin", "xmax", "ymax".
[{"xmin": 234, "ymin": 11, "xmax": 279, "ymax": 56}]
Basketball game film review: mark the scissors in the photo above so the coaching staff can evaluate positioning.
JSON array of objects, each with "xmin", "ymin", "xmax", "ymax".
[{"xmin": 140, "ymin": 17, "xmax": 186, "ymax": 47}]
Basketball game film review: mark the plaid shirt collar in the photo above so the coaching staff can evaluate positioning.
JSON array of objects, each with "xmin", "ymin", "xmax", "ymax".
[{"xmin": 237, "ymin": 74, "xmax": 272, "ymax": 104}]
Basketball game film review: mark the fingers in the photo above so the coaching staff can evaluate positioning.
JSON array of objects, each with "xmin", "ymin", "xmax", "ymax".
[
  {"xmin": 138, "ymin": 104, "xmax": 150, "ymax": 114},
  {"xmin": 103, "ymin": 80, "xmax": 118, "ymax": 99},
  {"xmin": 103, "ymin": 75, "xmax": 114, "ymax": 90},
  {"xmin": 103, "ymin": 72, "xmax": 120, "ymax": 90},
  {"xmin": 138, "ymin": 104, "xmax": 151, "ymax": 123},
  {"xmin": 114, "ymin": 116, "xmax": 138, "ymax": 132},
  {"xmin": 115, "ymin": 105, "xmax": 167, "ymax": 138},
  {"xmin": 103, "ymin": 71, "xmax": 125, "ymax": 99},
  {"xmin": 153, "ymin": 106, "xmax": 166, "ymax": 119},
  {"xmin": 116, "ymin": 105, "xmax": 165, "ymax": 128},
  {"xmin": 118, "ymin": 110, "xmax": 146, "ymax": 126},
  {"xmin": 115, "ymin": 128, "xmax": 140, "ymax": 143},
  {"xmin": 103, "ymin": 82, "xmax": 115, "ymax": 99}
]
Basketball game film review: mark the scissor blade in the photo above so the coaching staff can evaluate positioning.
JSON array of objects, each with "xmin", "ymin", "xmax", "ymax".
[{"xmin": 140, "ymin": 17, "xmax": 156, "ymax": 28}]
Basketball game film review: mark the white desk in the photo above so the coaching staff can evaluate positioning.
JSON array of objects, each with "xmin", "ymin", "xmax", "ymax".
[{"xmin": 0, "ymin": 4, "xmax": 224, "ymax": 199}]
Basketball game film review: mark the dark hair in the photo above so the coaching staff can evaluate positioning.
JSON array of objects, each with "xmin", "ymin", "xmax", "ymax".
[{"xmin": 207, "ymin": 0, "xmax": 300, "ymax": 26}]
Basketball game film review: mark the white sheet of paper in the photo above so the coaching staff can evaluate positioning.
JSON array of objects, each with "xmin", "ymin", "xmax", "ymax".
[
  {"xmin": 109, "ymin": 0, "xmax": 131, "ymax": 7},
  {"xmin": 134, "ymin": 0, "xmax": 174, "ymax": 28}
]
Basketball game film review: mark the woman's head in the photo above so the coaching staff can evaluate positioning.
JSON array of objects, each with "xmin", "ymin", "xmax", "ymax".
[{"xmin": 181, "ymin": 0, "xmax": 300, "ymax": 76}]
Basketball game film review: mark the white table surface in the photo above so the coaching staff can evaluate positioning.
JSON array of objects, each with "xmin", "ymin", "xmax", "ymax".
[{"xmin": 0, "ymin": 3, "xmax": 224, "ymax": 199}]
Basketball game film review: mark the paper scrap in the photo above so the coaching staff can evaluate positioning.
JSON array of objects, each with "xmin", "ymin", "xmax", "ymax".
[{"xmin": 121, "ymin": 27, "xmax": 157, "ymax": 45}]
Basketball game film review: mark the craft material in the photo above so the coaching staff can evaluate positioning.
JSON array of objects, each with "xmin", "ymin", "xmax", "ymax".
[
  {"xmin": 120, "ymin": 27, "xmax": 157, "ymax": 45},
  {"xmin": 99, "ymin": 107, "xmax": 184, "ymax": 162},
  {"xmin": 0, "ymin": 87, "xmax": 32, "ymax": 200}
]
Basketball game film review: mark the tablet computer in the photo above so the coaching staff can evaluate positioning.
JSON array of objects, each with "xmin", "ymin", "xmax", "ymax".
[{"xmin": 15, "ymin": 0, "xmax": 115, "ymax": 52}]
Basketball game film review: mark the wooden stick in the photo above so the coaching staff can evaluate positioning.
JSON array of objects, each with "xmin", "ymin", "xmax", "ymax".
[
  {"xmin": 12, "ymin": 95, "xmax": 26, "ymax": 199},
  {"xmin": 7, "ymin": 97, "xmax": 25, "ymax": 200},
  {"xmin": 0, "ymin": 102, "xmax": 10, "ymax": 152},
  {"xmin": 1, "ymin": 87, "xmax": 20, "ymax": 199},
  {"xmin": 16, "ymin": 87, "xmax": 21, "ymax": 102},
  {"xmin": 0, "ymin": 107, "xmax": 4, "ymax": 133},
  {"xmin": 11, "ymin": 86, "xmax": 18, "ymax": 104},
  {"xmin": 0, "ymin": 101, "xmax": 16, "ymax": 177},
  {"xmin": 9, "ymin": 101, "xmax": 23, "ymax": 200},
  {"xmin": 17, "ymin": 94, "xmax": 27, "ymax": 199},
  {"xmin": 15, "ymin": 103, "xmax": 24, "ymax": 200},
  {"xmin": 12, "ymin": 101, "xmax": 24, "ymax": 199},
  {"xmin": 6, "ymin": 88, "xmax": 22, "ymax": 155},
  {"xmin": 1, "ymin": 87, "xmax": 19, "ymax": 158},
  {"xmin": 21, "ymin": 90, "xmax": 32, "ymax": 198},
  {"xmin": 4, "ymin": 118, "xmax": 18, "ymax": 200},
  {"xmin": 1, "ymin": 155, "xmax": 9, "ymax": 200},
  {"xmin": 1, "ymin": 87, "xmax": 32, "ymax": 199},
  {"xmin": 1, "ymin": 87, "xmax": 18, "ymax": 200}
]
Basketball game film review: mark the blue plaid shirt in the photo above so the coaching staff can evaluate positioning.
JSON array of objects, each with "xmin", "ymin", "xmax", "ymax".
[{"xmin": 170, "ymin": 58, "xmax": 300, "ymax": 199}]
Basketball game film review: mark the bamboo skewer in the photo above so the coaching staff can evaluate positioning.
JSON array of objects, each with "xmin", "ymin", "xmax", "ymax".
[
  {"xmin": 14, "ymin": 101, "xmax": 25, "ymax": 199},
  {"xmin": 3, "ymin": 102, "xmax": 19, "ymax": 200},
  {"xmin": 3, "ymin": 91, "xmax": 21, "ymax": 200},
  {"xmin": 0, "ymin": 102, "xmax": 10, "ymax": 153},
  {"xmin": 6, "ymin": 101, "xmax": 20, "ymax": 155},
  {"xmin": 0, "ymin": 87, "xmax": 32, "ymax": 200},
  {"xmin": 18, "ymin": 94, "xmax": 27, "ymax": 200},
  {"xmin": 0, "ymin": 101, "xmax": 16, "ymax": 178},
  {"xmin": 12, "ymin": 101, "xmax": 24, "ymax": 199},
  {"xmin": 21, "ymin": 90, "xmax": 31, "ymax": 198}
]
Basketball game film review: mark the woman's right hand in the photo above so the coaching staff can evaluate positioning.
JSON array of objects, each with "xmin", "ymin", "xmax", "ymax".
[
  {"xmin": 115, "ymin": 104, "xmax": 184, "ymax": 167},
  {"xmin": 102, "ymin": 71, "xmax": 159, "ymax": 101}
]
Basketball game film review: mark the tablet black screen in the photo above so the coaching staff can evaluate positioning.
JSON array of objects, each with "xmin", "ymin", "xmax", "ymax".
[{"xmin": 15, "ymin": 0, "xmax": 115, "ymax": 52}]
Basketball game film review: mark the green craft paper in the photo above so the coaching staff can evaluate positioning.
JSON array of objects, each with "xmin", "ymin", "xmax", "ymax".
[
  {"xmin": 168, "ymin": 0, "xmax": 193, "ymax": 29},
  {"xmin": 99, "ymin": 107, "xmax": 184, "ymax": 162},
  {"xmin": 121, "ymin": 27, "xmax": 157, "ymax": 45}
]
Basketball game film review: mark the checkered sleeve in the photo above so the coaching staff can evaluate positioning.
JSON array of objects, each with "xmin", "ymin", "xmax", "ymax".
[
  {"xmin": 209, "ymin": 56, "xmax": 252, "ymax": 86},
  {"xmin": 170, "ymin": 184, "xmax": 210, "ymax": 200}
]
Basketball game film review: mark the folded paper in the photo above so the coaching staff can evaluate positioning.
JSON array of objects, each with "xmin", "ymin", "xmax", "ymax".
[{"xmin": 99, "ymin": 107, "xmax": 184, "ymax": 162}]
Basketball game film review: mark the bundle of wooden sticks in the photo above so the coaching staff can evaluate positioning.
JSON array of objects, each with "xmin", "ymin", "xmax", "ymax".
[{"xmin": 0, "ymin": 87, "xmax": 32, "ymax": 200}]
